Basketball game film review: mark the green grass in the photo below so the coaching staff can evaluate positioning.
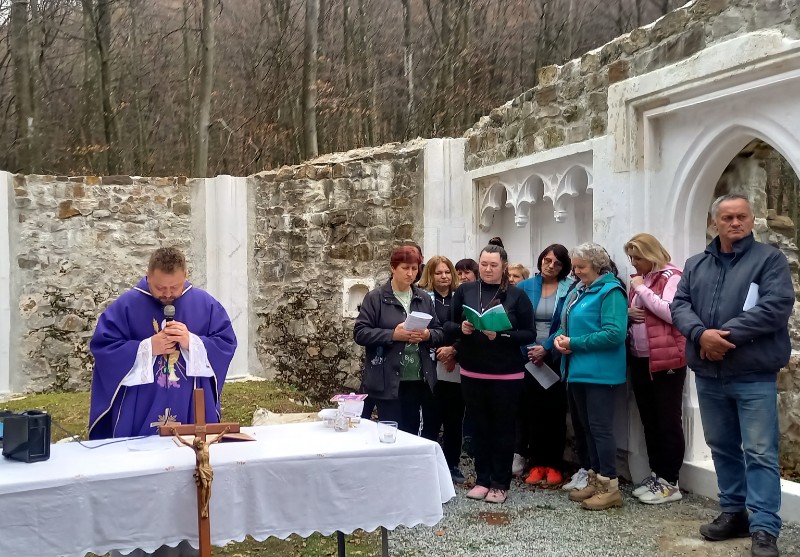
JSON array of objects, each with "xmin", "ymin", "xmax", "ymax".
[{"xmin": 1, "ymin": 380, "xmax": 382, "ymax": 556}]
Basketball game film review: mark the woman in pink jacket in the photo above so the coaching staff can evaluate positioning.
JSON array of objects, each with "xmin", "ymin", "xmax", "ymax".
[{"xmin": 624, "ymin": 233, "xmax": 687, "ymax": 505}]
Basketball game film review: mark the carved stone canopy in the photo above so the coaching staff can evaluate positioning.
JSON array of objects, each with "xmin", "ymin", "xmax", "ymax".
[{"xmin": 477, "ymin": 151, "xmax": 593, "ymax": 231}]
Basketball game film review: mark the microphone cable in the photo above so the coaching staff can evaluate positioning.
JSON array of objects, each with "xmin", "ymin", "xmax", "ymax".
[{"xmin": 50, "ymin": 418, "xmax": 147, "ymax": 449}]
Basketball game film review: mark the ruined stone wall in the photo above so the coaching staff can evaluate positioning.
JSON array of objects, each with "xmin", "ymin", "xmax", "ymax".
[
  {"xmin": 251, "ymin": 141, "xmax": 426, "ymax": 401},
  {"xmin": 463, "ymin": 0, "xmax": 799, "ymax": 170},
  {"xmin": 11, "ymin": 174, "xmax": 196, "ymax": 392}
]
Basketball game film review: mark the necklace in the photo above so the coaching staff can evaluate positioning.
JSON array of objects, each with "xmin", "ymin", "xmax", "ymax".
[{"xmin": 479, "ymin": 282, "xmax": 500, "ymax": 312}]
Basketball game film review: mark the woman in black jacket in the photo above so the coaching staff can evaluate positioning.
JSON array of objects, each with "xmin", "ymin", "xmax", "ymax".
[
  {"xmin": 354, "ymin": 246, "xmax": 443, "ymax": 435},
  {"xmin": 450, "ymin": 244, "xmax": 536, "ymax": 503}
]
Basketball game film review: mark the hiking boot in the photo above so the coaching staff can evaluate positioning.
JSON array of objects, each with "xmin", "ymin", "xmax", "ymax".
[
  {"xmin": 525, "ymin": 466, "xmax": 547, "ymax": 485},
  {"xmin": 638, "ymin": 477, "xmax": 682, "ymax": 505},
  {"xmin": 568, "ymin": 470, "xmax": 597, "ymax": 502},
  {"xmin": 485, "ymin": 488, "xmax": 508, "ymax": 504},
  {"xmin": 512, "ymin": 453, "xmax": 526, "ymax": 477},
  {"xmin": 699, "ymin": 511, "xmax": 750, "ymax": 541},
  {"xmin": 466, "ymin": 485, "xmax": 490, "ymax": 500},
  {"xmin": 751, "ymin": 531, "xmax": 779, "ymax": 557},
  {"xmin": 542, "ymin": 468, "xmax": 563, "ymax": 487},
  {"xmin": 582, "ymin": 474, "xmax": 623, "ymax": 510},
  {"xmin": 632, "ymin": 472, "xmax": 657, "ymax": 498},
  {"xmin": 562, "ymin": 468, "xmax": 589, "ymax": 491},
  {"xmin": 450, "ymin": 467, "xmax": 466, "ymax": 485}
]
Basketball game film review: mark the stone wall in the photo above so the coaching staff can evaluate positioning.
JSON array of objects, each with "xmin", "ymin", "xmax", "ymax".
[
  {"xmin": 463, "ymin": 0, "xmax": 799, "ymax": 170},
  {"xmin": 251, "ymin": 141, "xmax": 426, "ymax": 401},
  {"xmin": 10, "ymin": 174, "xmax": 196, "ymax": 392}
]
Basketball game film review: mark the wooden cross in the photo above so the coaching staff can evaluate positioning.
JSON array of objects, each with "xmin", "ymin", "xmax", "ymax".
[{"xmin": 158, "ymin": 388, "xmax": 240, "ymax": 557}]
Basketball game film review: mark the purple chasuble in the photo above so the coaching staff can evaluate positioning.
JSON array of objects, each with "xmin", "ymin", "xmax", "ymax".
[{"xmin": 88, "ymin": 278, "xmax": 237, "ymax": 439}]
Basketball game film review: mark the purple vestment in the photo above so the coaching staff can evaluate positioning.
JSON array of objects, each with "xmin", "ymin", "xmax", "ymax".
[{"xmin": 88, "ymin": 278, "xmax": 237, "ymax": 439}]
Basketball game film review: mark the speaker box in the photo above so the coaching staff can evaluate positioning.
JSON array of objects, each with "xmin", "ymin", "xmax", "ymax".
[{"xmin": 2, "ymin": 410, "xmax": 51, "ymax": 463}]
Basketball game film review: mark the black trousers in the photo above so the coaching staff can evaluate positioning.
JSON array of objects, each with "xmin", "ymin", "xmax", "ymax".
[
  {"xmin": 421, "ymin": 380, "xmax": 465, "ymax": 468},
  {"xmin": 515, "ymin": 367, "xmax": 567, "ymax": 469},
  {"xmin": 629, "ymin": 356, "xmax": 687, "ymax": 484},
  {"xmin": 570, "ymin": 382, "xmax": 620, "ymax": 479},
  {"xmin": 462, "ymin": 375, "xmax": 523, "ymax": 490},
  {"xmin": 374, "ymin": 381, "xmax": 436, "ymax": 438},
  {"xmin": 567, "ymin": 382, "xmax": 590, "ymax": 470}
]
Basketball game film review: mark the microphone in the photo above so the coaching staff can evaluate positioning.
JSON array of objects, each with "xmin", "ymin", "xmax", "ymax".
[{"xmin": 164, "ymin": 304, "xmax": 176, "ymax": 323}]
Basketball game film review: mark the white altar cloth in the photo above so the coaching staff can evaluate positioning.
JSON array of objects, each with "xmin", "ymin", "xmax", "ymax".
[{"xmin": 0, "ymin": 421, "xmax": 456, "ymax": 557}]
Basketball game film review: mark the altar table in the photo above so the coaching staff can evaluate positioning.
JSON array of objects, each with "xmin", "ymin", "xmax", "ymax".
[{"xmin": 0, "ymin": 420, "xmax": 456, "ymax": 557}]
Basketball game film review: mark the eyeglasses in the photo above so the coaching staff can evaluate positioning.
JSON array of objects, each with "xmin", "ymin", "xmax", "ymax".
[{"xmin": 542, "ymin": 258, "xmax": 563, "ymax": 268}]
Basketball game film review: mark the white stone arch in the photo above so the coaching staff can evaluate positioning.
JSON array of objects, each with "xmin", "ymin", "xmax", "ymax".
[
  {"xmin": 553, "ymin": 164, "xmax": 593, "ymax": 223},
  {"xmin": 668, "ymin": 119, "xmax": 800, "ymax": 265}
]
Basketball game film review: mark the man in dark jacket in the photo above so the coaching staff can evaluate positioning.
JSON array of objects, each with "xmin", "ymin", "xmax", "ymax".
[{"xmin": 671, "ymin": 194, "xmax": 795, "ymax": 557}]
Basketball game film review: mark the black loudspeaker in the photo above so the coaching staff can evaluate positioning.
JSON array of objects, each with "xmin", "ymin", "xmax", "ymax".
[{"xmin": 2, "ymin": 410, "xmax": 51, "ymax": 463}]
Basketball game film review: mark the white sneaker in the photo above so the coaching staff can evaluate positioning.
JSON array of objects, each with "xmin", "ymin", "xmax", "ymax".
[
  {"xmin": 632, "ymin": 472, "xmax": 657, "ymax": 498},
  {"xmin": 638, "ymin": 477, "xmax": 682, "ymax": 505},
  {"xmin": 512, "ymin": 453, "xmax": 526, "ymax": 477},
  {"xmin": 561, "ymin": 467, "xmax": 589, "ymax": 490}
]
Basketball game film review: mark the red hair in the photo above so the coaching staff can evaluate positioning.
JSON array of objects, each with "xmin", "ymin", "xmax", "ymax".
[{"xmin": 390, "ymin": 246, "xmax": 422, "ymax": 268}]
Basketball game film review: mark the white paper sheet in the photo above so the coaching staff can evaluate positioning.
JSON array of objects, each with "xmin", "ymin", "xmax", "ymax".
[
  {"xmin": 743, "ymin": 282, "xmax": 760, "ymax": 311},
  {"xmin": 525, "ymin": 361, "xmax": 561, "ymax": 389},
  {"xmin": 403, "ymin": 311, "xmax": 432, "ymax": 331}
]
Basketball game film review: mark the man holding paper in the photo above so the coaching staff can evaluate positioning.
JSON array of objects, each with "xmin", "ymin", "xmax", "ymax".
[{"xmin": 671, "ymin": 195, "xmax": 794, "ymax": 557}]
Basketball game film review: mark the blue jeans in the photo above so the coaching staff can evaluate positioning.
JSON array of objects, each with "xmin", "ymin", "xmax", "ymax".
[{"xmin": 695, "ymin": 375, "xmax": 781, "ymax": 537}]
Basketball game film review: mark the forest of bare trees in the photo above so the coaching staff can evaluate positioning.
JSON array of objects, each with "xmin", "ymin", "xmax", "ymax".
[{"xmin": 0, "ymin": 0, "xmax": 680, "ymax": 177}]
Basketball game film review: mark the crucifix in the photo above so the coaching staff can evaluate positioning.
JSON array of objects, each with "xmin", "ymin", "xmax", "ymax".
[{"xmin": 159, "ymin": 388, "xmax": 240, "ymax": 557}]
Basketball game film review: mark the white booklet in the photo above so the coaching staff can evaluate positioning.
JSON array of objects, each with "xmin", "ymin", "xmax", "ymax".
[
  {"xmin": 743, "ymin": 282, "xmax": 759, "ymax": 311},
  {"xmin": 524, "ymin": 361, "xmax": 561, "ymax": 389},
  {"xmin": 403, "ymin": 311, "xmax": 433, "ymax": 331}
]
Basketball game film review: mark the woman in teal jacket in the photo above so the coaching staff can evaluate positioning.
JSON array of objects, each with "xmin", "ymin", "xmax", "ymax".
[{"xmin": 554, "ymin": 242, "xmax": 627, "ymax": 511}]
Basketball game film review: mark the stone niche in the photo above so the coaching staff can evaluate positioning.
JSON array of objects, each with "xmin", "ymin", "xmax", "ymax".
[
  {"xmin": 342, "ymin": 278, "xmax": 375, "ymax": 318},
  {"xmin": 472, "ymin": 149, "xmax": 593, "ymax": 266}
]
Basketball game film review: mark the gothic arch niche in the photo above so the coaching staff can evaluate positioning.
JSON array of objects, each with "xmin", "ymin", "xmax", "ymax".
[{"xmin": 475, "ymin": 151, "xmax": 594, "ymax": 267}]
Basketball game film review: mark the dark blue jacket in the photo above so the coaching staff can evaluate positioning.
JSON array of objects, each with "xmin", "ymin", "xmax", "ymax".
[
  {"xmin": 670, "ymin": 234, "xmax": 795, "ymax": 377},
  {"xmin": 354, "ymin": 281, "xmax": 443, "ymax": 399}
]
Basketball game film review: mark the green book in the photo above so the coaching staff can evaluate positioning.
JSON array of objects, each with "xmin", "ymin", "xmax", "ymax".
[{"xmin": 463, "ymin": 304, "xmax": 512, "ymax": 332}]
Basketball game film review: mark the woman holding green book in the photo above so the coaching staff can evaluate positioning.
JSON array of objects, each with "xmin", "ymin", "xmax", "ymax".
[{"xmin": 449, "ymin": 244, "xmax": 536, "ymax": 504}]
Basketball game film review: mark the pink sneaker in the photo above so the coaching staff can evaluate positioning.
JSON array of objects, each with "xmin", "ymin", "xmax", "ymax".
[
  {"xmin": 485, "ymin": 488, "xmax": 508, "ymax": 504},
  {"xmin": 466, "ymin": 485, "xmax": 490, "ymax": 500}
]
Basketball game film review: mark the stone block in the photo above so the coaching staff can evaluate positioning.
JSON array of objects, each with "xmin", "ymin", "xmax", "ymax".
[
  {"xmin": 710, "ymin": 8, "xmax": 746, "ymax": 39},
  {"xmin": 590, "ymin": 115, "xmax": 607, "ymax": 137},
  {"xmin": 690, "ymin": 0, "xmax": 728, "ymax": 18},
  {"xmin": 57, "ymin": 200, "xmax": 81, "ymax": 220},
  {"xmin": 621, "ymin": 28, "xmax": 651, "ymax": 56},
  {"xmin": 562, "ymin": 105, "xmax": 583, "ymax": 123},
  {"xmin": 754, "ymin": 0, "xmax": 792, "ymax": 29},
  {"xmin": 651, "ymin": 9, "xmax": 690, "ymax": 42},
  {"xmin": 599, "ymin": 40, "xmax": 622, "ymax": 66},
  {"xmin": 535, "ymin": 85, "xmax": 558, "ymax": 105},
  {"xmin": 537, "ymin": 65, "xmax": 559, "ymax": 87},
  {"xmin": 521, "ymin": 101, "xmax": 534, "ymax": 119},
  {"xmin": 608, "ymin": 60, "xmax": 630, "ymax": 84},
  {"xmin": 394, "ymin": 223, "xmax": 414, "ymax": 240},
  {"xmin": 172, "ymin": 201, "xmax": 191, "ymax": 215},
  {"xmin": 468, "ymin": 133, "xmax": 482, "ymax": 153},
  {"xmin": 581, "ymin": 52, "xmax": 600, "ymax": 74},
  {"xmin": 541, "ymin": 127, "xmax": 565, "ymax": 150},
  {"xmin": 537, "ymin": 105, "xmax": 561, "ymax": 119},
  {"xmin": 489, "ymin": 107, "xmax": 504, "ymax": 124},
  {"xmin": 588, "ymin": 91, "xmax": 609, "ymax": 113},
  {"xmin": 85, "ymin": 176, "xmax": 101, "ymax": 186},
  {"xmin": 276, "ymin": 166, "xmax": 294, "ymax": 181},
  {"xmin": 504, "ymin": 124, "xmax": 520, "ymax": 142},
  {"xmin": 566, "ymin": 124, "xmax": 590, "ymax": 144},
  {"xmin": 101, "ymin": 175, "xmax": 133, "ymax": 185},
  {"xmin": 585, "ymin": 71, "xmax": 608, "ymax": 92},
  {"xmin": 560, "ymin": 80, "xmax": 585, "ymax": 100}
]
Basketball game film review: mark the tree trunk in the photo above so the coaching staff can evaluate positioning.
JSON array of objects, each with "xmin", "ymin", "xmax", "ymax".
[
  {"xmin": 193, "ymin": 0, "xmax": 217, "ymax": 178},
  {"xmin": 342, "ymin": 0, "xmax": 353, "ymax": 146},
  {"xmin": 10, "ymin": 0, "xmax": 38, "ymax": 173},
  {"xmin": 182, "ymin": 0, "xmax": 195, "ymax": 173},
  {"xmin": 302, "ymin": 0, "xmax": 320, "ymax": 159},
  {"xmin": 96, "ymin": 0, "xmax": 120, "ymax": 174},
  {"xmin": 401, "ymin": 0, "xmax": 414, "ymax": 138}
]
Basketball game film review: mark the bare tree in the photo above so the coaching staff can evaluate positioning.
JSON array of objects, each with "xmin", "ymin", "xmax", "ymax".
[
  {"xmin": 302, "ymin": 0, "xmax": 320, "ymax": 158},
  {"xmin": 401, "ymin": 0, "xmax": 414, "ymax": 137},
  {"xmin": 194, "ymin": 0, "xmax": 217, "ymax": 178},
  {"xmin": 10, "ymin": 0, "xmax": 39, "ymax": 172}
]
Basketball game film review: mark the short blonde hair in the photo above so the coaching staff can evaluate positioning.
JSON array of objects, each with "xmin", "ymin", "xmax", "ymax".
[
  {"xmin": 508, "ymin": 263, "xmax": 530, "ymax": 279},
  {"xmin": 624, "ymin": 233, "xmax": 671, "ymax": 270},
  {"xmin": 418, "ymin": 255, "xmax": 459, "ymax": 292}
]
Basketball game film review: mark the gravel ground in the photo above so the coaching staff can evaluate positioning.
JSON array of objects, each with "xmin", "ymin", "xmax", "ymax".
[{"xmin": 387, "ymin": 460, "xmax": 800, "ymax": 557}]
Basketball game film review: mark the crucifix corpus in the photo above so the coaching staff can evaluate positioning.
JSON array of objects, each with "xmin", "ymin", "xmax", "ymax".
[{"xmin": 159, "ymin": 388, "xmax": 240, "ymax": 557}]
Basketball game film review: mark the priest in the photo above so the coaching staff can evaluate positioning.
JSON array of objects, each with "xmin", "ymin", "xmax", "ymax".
[{"xmin": 89, "ymin": 247, "xmax": 237, "ymax": 440}]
